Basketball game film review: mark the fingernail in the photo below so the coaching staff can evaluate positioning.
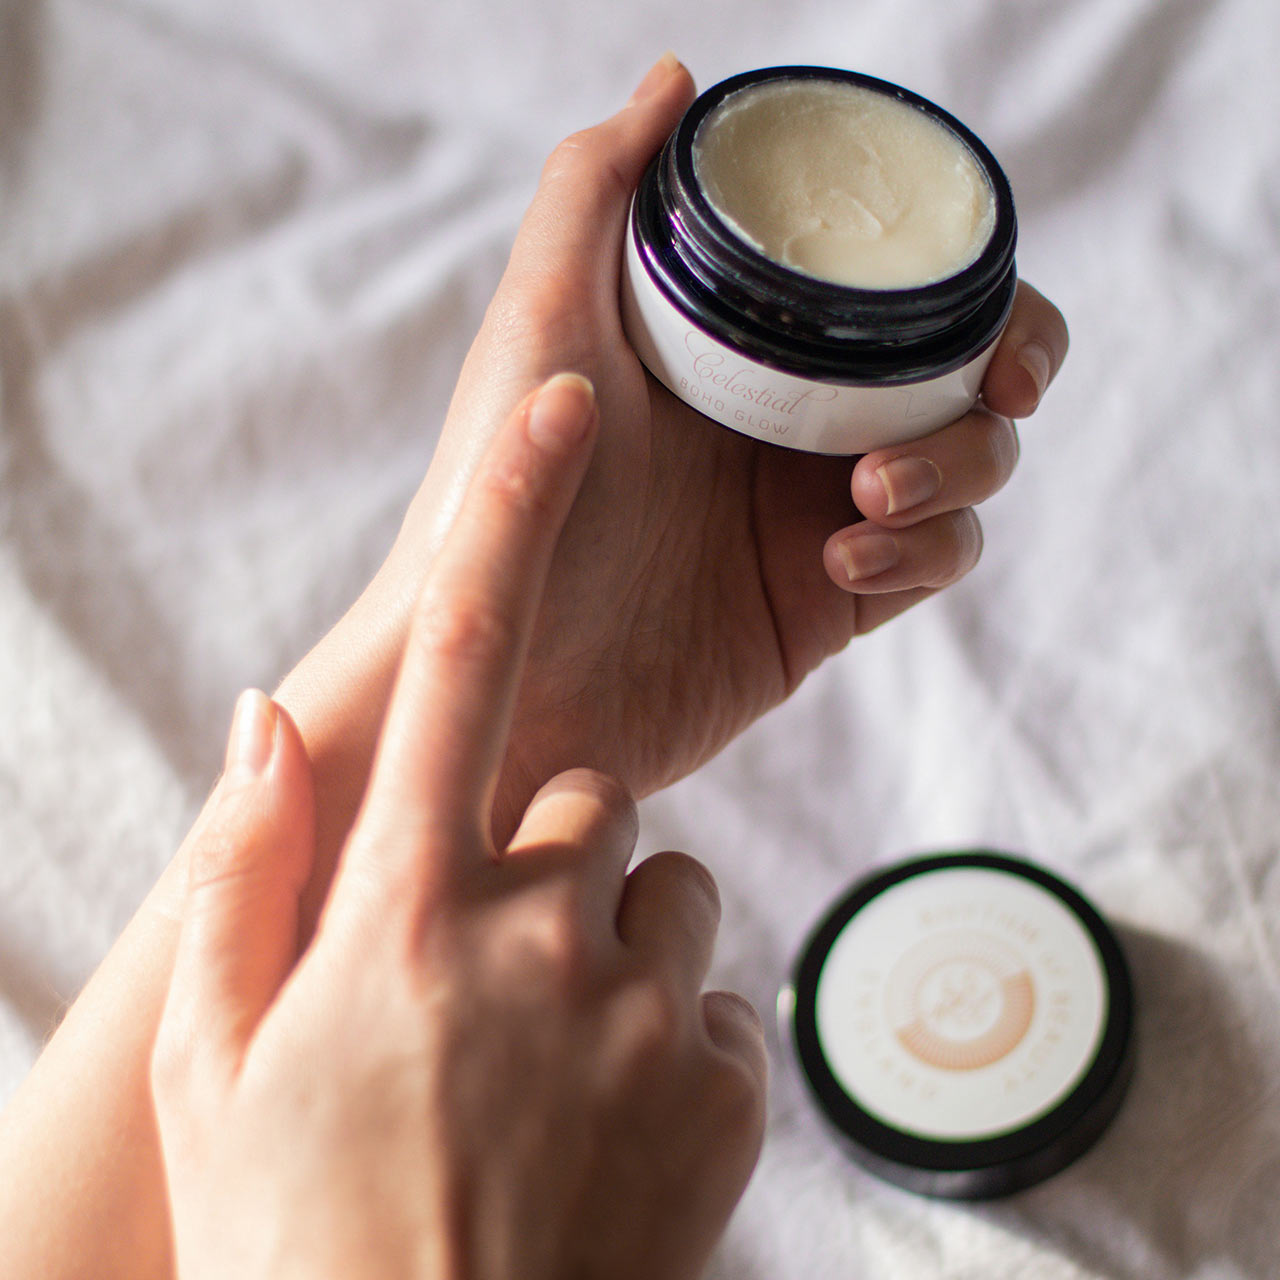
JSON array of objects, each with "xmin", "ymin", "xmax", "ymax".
[
  {"xmin": 628, "ymin": 51, "xmax": 682, "ymax": 106},
  {"xmin": 226, "ymin": 689, "xmax": 276, "ymax": 780},
  {"xmin": 876, "ymin": 456, "xmax": 942, "ymax": 516},
  {"xmin": 1016, "ymin": 339, "xmax": 1053, "ymax": 403},
  {"xmin": 527, "ymin": 373, "xmax": 596, "ymax": 449},
  {"xmin": 834, "ymin": 534, "xmax": 899, "ymax": 583}
]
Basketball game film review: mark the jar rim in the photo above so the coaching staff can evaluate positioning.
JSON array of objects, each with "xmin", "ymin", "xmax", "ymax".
[
  {"xmin": 632, "ymin": 65, "xmax": 1018, "ymax": 384},
  {"xmin": 674, "ymin": 66, "xmax": 1016, "ymax": 310}
]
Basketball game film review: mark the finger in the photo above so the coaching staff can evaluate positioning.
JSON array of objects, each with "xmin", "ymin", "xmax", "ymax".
[
  {"xmin": 156, "ymin": 692, "xmax": 316, "ymax": 1083},
  {"xmin": 505, "ymin": 769, "xmax": 639, "ymax": 925},
  {"xmin": 981, "ymin": 279, "xmax": 1070, "ymax": 418},
  {"xmin": 825, "ymin": 508, "xmax": 984, "ymax": 595},
  {"xmin": 507, "ymin": 53, "xmax": 696, "ymax": 308},
  {"xmin": 701, "ymin": 990, "xmax": 770, "ymax": 1099},
  {"xmin": 617, "ymin": 851, "xmax": 721, "ymax": 999},
  {"xmin": 354, "ymin": 373, "xmax": 598, "ymax": 879},
  {"xmin": 852, "ymin": 585, "xmax": 940, "ymax": 636},
  {"xmin": 850, "ymin": 406, "xmax": 1018, "ymax": 528}
]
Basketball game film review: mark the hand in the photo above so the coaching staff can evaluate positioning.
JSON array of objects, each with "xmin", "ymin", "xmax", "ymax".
[
  {"xmin": 372, "ymin": 55, "xmax": 1070, "ymax": 836},
  {"xmin": 152, "ymin": 375, "xmax": 768, "ymax": 1280}
]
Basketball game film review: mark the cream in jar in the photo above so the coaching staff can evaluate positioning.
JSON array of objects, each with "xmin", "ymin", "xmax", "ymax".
[{"xmin": 693, "ymin": 78, "xmax": 996, "ymax": 289}]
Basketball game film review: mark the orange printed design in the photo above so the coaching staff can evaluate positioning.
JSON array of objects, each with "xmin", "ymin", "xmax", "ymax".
[{"xmin": 886, "ymin": 930, "xmax": 1036, "ymax": 1072}]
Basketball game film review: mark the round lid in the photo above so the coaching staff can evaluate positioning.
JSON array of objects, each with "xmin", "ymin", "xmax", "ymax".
[{"xmin": 781, "ymin": 851, "xmax": 1136, "ymax": 1198}]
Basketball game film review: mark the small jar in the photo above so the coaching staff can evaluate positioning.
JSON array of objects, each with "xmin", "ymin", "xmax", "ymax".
[
  {"xmin": 780, "ymin": 851, "xmax": 1136, "ymax": 1198},
  {"xmin": 621, "ymin": 66, "xmax": 1017, "ymax": 456}
]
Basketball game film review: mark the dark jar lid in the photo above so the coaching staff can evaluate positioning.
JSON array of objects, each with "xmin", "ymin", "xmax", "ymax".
[
  {"xmin": 631, "ymin": 66, "xmax": 1018, "ymax": 386},
  {"xmin": 780, "ymin": 851, "xmax": 1136, "ymax": 1199}
]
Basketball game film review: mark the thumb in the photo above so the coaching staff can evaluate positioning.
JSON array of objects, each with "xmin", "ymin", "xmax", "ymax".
[
  {"xmin": 508, "ymin": 53, "xmax": 695, "ymax": 309},
  {"xmin": 156, "ymin": 691, "xmax": 316, "ymax": 1088}
]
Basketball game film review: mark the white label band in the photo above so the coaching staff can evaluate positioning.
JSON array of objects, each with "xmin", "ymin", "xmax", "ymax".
[{"xmin": 621, "ymin": 229, "xmax": 999, "ymax": 456}]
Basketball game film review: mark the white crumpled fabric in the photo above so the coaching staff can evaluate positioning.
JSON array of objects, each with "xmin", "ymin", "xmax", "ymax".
[{"xmin": 3, "ymin": 0, "xmax": 1279, "ymax": 1275}]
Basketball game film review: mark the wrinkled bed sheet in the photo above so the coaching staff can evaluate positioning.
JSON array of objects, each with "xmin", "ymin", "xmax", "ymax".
[{"xmin": 3, "ymin": 0, "xmax": 1280, "ymax": 1275}]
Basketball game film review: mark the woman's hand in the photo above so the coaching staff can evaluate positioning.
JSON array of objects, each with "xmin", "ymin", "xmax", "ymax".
[
  {"xmin": 370, "ymin": 55, "xmax": 1070, "ymax": 836},
  {"xmin": 153, "ymin": 374, "xmax": 767, "ymax": 1280}
]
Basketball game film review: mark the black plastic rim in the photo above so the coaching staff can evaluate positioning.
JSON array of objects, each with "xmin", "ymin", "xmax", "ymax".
[
  {"xmin": 631, "ymin": 66, "xmax": 1018, "ymax": 385},
  {"xmin": 783, "ymin": 851, "xmax": 1136, "ymax": 1199}
]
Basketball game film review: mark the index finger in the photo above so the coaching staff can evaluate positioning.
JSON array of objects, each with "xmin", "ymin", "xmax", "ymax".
[
  {"xmin": 353, "ymin": 373, "xmax": 598, "ymax": 878},
  {"xmin": 509, "ymin": 55, "xmax": 695, "ymax": 308}
]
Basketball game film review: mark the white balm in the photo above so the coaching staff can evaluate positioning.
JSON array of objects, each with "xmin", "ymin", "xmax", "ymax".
[
  {"xmin": 621, "ymin": 66, "xmax": 1018, "ymax": 455},
  {"xmin": 693, "ymin": 80, "xmax": 996, "ymax": 289}
]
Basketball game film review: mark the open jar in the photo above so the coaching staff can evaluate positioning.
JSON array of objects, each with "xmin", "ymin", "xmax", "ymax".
[{"xmin": 621, "ymin": 66, "xmax": 1018, "ymax": 455}]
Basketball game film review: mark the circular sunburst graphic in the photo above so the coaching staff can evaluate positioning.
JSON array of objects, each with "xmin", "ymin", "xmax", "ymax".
[{"xmin": 886, "ymin": 929, "xmax": 1036, "ymax": 1071}]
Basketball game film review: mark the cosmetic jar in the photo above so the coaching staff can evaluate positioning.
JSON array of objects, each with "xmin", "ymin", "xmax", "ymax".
[
  {"xmin": 780, "ymin": 852, "xmax": 1135, "ymax": 1198},
  {"xmin": 621, "ymin": 67, "xmax": 1017, "ymax": 455}
]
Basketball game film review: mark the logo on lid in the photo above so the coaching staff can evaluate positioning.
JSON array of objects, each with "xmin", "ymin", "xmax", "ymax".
[{"xmin": 886, "ymin": 929, "xmax": 1035, "ymax": 1071}]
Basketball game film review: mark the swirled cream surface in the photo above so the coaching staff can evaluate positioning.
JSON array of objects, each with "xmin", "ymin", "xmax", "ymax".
[{"xmin": 693, "ymin": 79, "xmax": 995, "ymax": 289}]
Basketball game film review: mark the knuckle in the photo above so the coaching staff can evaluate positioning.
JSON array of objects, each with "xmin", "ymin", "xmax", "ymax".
[
  {"xmin": 472, "ymin": 451, "xmax": 559, "ymax": 529},
  {"xmin": 544, "ymin": 128, "xmax": 594, "ymax": 181},
  {"xmin": 185, "ymin": 786, "xmax": 263, "ymax": 890},
  {"xmin": 648, "ymin": 849, "xmax": 721, "ymax": 919},
  {"xmin": 610, "ymin": 978, "xmax": 686, "ymax": 1074},
  {"xmin": 544, "ymin": 129, "xmax": 630, "ymax": 206},
  {"xmin": 500, "ymin": 890, "xmax": 593, "ymax": 992},
  {"xmin": 188, "ymin": 828, "xmax": 258, "ymax": 897},
  {"xmin": 539, "ymin": 882, "xmax": 590, "ymax": 960},
  {"xmin": 960, "ymin": 508, "xmax": 985, "ymax": 570},
  {"xmin": 410, "ymin": 592, "xmax": 520, "ymax": 670},
  {"xmin": 707, "ymin": 987, "xmax": 765, "ymax": 1036},
  {"xmin": 972, "ymin": 411, "xmax": 1018, "ymax": 491},
  {"xmin": 703, "ymin": 1051, "xmax": 767, "ymax": 1134},
  {"xmin": 563, "ymin": 768, "xmax": 639, "ymax": 833},
  {"xmin": 187, "ymin": 825, "xmax": 240, "ymax": 892},
  {"xmin": 933, "ymin": 509, "xmax": 983, "ymax": 585}
]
